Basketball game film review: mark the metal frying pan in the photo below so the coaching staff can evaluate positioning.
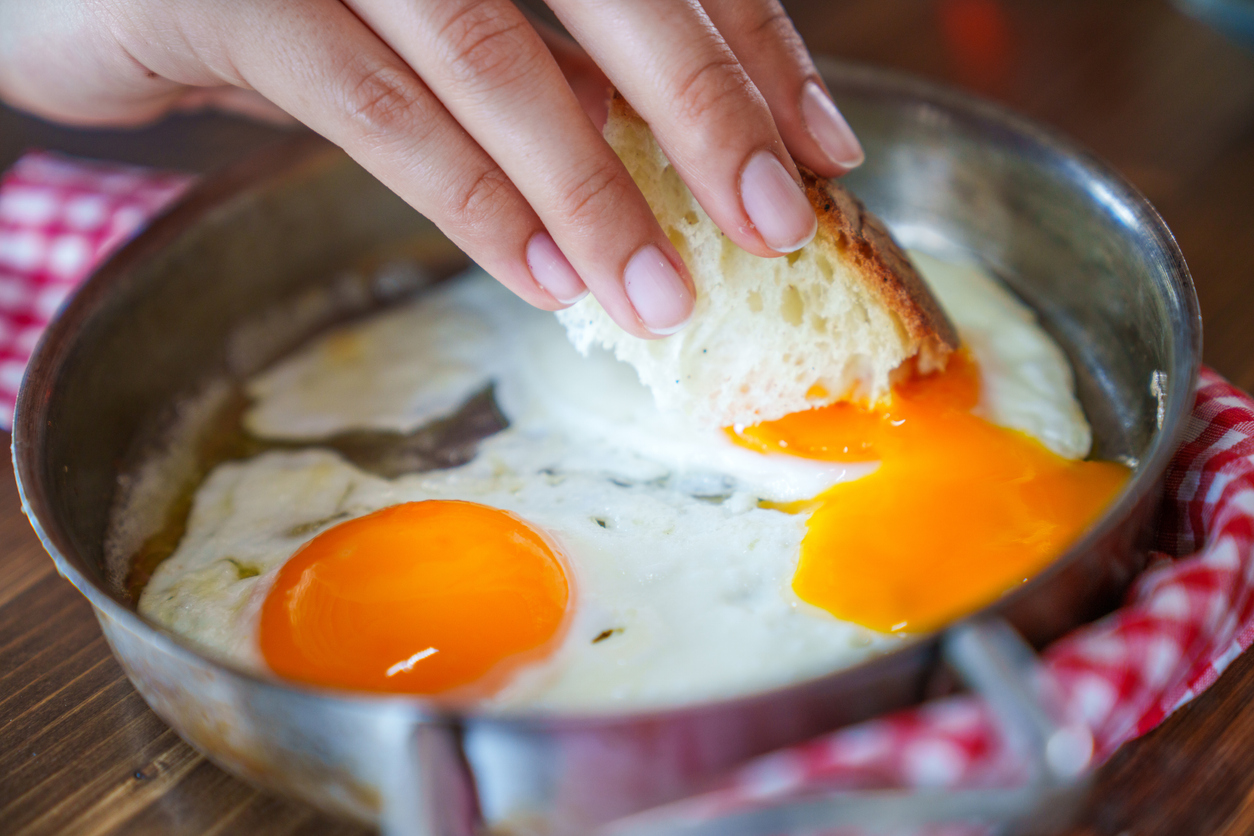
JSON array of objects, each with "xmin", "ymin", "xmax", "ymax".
[{"xmin": 12, "ymin": 61, "xmax": 1200, "ymax": 835}]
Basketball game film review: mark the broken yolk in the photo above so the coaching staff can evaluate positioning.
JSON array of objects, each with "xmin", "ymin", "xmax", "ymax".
[
  {"xmin": 728, "ymin": 352, "xmax": 1129, "ymax": 634},
  {"xmin": 259, "ymin": 500, "xmax": 569, "ymax": 695}
]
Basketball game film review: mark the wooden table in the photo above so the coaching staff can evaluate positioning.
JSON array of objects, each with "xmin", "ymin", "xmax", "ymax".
[{"xmin": 3, "ymin": 1, "xmax": 1254, "ymax": 833}]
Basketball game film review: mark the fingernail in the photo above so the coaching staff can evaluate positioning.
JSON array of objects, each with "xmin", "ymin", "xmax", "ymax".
[
  {"xmin": 526, "ymin": 231, "xmax": 587, "ymax": 304},
  {"xmin": 623, "ymin": 245, "xmax": 694, "ymax": 335},
  {"xmin": 740, "ymin": 151, "xmax": 818, "ymax": 254},
  {"xmin": 800, "ymin": 80, "xmax": 864, "ymax": 170}
]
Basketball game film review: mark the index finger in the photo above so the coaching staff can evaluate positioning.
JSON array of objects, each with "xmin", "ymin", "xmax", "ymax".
[
  {"xmin": 548, "ymin": 0, "xmax": 819, "ymax": 257},
  {"xmin": 341, "ymin": 0, "xmax": 697, "ymax": 337}
]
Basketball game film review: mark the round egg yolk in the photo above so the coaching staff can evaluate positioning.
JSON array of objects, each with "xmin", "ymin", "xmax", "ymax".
[
  {"xmin": 259, "ymin": 500, "xmax": 569, "ymax": 695},
  {"xmin": 728, "ymin": 351, "xmax": 1129, "ymax": 634}
]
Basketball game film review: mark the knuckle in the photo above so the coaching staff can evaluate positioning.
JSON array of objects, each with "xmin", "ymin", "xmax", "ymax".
[
  {"xmin": 435, "ymin": 2, "xmax": 539, "ymax": 92},
  {"xmin": 749, "ymin": 6, "xmax": 797, "ymax": 42},
  {"xmin": 553, "ymin": 164, "xmax": 631, "ymax": 233},
  {"xmin": 448, "ymin": 167, "xmax": 514, "ymax": 233},
  {"xmin": 341, "ymin": 63, "xmax": 430, "ymax": 139},
  {"xmin": 744, "ymin": 5, "xmax": 812, "ymax": 71},
  {"xmin": 669, "ymin": 53, "xmax": 752, "ymax": 127}
]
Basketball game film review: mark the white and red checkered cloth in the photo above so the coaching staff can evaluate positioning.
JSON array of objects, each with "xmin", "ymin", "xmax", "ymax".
[
  {"xmin": 0, "ymin": 151, "xmax": 192, "ymax": 422},
  {"xmin": 2, "ymin": 151, "xmax": 1252, "ymax": 813},
  {"xmin": 718, "ymin": 366, "xmax": 1254, "ymax": 798}
]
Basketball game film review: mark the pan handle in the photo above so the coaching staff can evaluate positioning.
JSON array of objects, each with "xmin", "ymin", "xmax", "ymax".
[
  {"xmin": 377, "ymin": 618, "xmax": 1091, "ymax": 836},
  {"xmin": 381, "ymin": 719, "xmax": 481, "ymax": 836},
  {"xmin": 595, "ymin": 618, "xmax": 1094, "ymax": 836}
]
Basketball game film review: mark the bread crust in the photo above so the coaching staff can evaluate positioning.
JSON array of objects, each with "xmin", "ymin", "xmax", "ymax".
[
  {"xmin": 800, "ymin": 168, "xmax": 959, "ymax": 370},
  {"xmin": 607, "ymin": 90, "xmax": 958, "ymax": 374}
]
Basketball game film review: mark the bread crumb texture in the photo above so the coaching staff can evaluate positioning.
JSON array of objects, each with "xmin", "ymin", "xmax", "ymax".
[{"xmin": 556, "ymin": 96, "xmax": 958, "ymax": 428}]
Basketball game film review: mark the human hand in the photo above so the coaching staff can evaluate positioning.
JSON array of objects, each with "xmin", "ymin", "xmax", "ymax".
[{"xmin": 0, "ymin": 1, "xmax": 864, "ymax": 338}]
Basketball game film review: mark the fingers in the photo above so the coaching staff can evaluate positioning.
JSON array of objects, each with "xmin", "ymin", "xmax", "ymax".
[
  {"xmin": 195, "ymin": 0, "xmax": 579, "ymax": 315},
  {"xmin": 528, "ymin": 16, "xmax": 612, "ymax": 129},
  {"xmin": 338, "ymin": 0, "xmax": 693, "ymax": 337},
  {"xmin": 548, "ymin": 0, "xmax": 817, "ymax": 258},
  {"xmin": 700, "ymin": 0, "xmax": 863, "ymax": 177}
]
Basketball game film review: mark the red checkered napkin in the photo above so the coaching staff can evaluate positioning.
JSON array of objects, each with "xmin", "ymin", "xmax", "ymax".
[
  {"xmin": 3, "ymin": 152, "xmax": 1252, "ymax": 808},
  {"xmin": 719, "ymin": 367, "xmax": 1254, "ymax": 804},
  {"xmin": 0, "ymin": 151, "xmax": 193, "ymax": 427}
]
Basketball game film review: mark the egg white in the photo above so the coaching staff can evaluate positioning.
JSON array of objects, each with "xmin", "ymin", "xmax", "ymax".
[
  {"xmin": 909, "ymin": 251, "xmax": 1091, "ymax": 459},
  {"xmin": 139, "ymin": 253, "xmax": 1093, "ymax": 710},
  {"xmin": 141, "ymin": 442, "xmax": 894, "ymax": 709},
  {"xmin": 244, "ymin": 283, "xmax": 502, "ymax": 440}
]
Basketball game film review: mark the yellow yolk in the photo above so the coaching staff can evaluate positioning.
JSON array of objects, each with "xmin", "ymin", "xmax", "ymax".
[
  {"xmin": 729, "ymin": 352, "xmax": 1129, "ymax": 634},
  {"xmin": 259, "ymin": 500, "xmax": 569, "ymax": 695}
]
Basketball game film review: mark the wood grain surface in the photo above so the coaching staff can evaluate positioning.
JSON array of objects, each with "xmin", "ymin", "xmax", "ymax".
[{"xmin": 3, "ymin": 0, "xmax": 1254, "ymax": 833}]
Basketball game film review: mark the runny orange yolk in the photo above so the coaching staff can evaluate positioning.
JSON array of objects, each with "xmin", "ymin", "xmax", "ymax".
[
  {"xmin": 728, "ymin": 351, "xmax": 1129, "ymax": 634},
  {"xmin": 259, "ymin": 501, "xmax": 569, "ymax": 695}
]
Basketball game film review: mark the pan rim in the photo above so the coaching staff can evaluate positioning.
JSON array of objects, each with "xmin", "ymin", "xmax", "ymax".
[{"xmin": 12, "ymin": 58, "xmax": 1202, "ymax": 730}]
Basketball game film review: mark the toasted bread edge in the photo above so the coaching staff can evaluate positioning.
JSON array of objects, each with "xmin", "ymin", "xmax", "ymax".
[
  {"xmin": 800, "ymin": 167, "xmax": 960, "ymax": 371},
  {"xmin": 606, "ymin": 91, "xmax": 960, "ymax": 372}
]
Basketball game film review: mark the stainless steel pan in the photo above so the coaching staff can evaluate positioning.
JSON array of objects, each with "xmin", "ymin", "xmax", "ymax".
[{"xmin": 13, "ymin": 61, "xmax": 1201, "ymax": 835}]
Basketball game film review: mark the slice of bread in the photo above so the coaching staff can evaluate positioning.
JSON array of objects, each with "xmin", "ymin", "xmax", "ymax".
[{"xmin": 556, "ymin": 95, "xmax": 959, "ymax": 428}]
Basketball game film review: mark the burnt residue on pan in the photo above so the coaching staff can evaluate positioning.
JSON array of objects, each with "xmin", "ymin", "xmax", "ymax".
[
  {"xmin": 319, "ymin": 386, "xmax": 508, "ymax": 479},
  {"xmin": 123, "ymin": 382, "xmax": 509, "ymax": 603}
]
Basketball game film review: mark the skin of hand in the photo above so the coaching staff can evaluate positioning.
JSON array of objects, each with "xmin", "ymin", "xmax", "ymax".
[{"xmin": 0, "ymin": 0, "xmax": 864, "ymax": 338}]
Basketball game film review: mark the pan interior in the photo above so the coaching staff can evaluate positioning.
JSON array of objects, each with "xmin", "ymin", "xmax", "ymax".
[{"xmin": 21, "ymin": 69, "xmax": 1197, "ymax": 715}]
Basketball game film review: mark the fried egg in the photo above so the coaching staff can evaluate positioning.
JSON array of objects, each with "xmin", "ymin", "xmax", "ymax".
[{"xmin": 138, "ymin": 253, "xmax": 1127, "ymax": 710}]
